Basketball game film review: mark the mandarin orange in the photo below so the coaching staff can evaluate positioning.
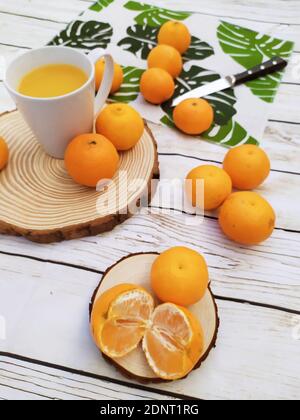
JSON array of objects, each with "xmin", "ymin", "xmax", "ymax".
[
  {"xmin": 223, "ymin": 144, "xmax": 271, "ymax": 190},
  {"xmin": 173, "ymin": 98, "xmax": 214, "ymax": 135},
  {"xmin": 219, "ymin": 191, "xmax": 276, "ymax": 245},
  {"xmin": 140, "ymin": 68, "xmax": 175, "ymax": 104},
  {"xmin": 151, "ymin": 247, "xmax": 209, "ymax": 306},
  {"xmin": 0, "ymin": 137, "xmax": 9, "ymax": 171},
  {"xmin": 158, "ymin": 21, "xmax": 191, "ymax": 54},
  {"xmin": 96, "ymin": 103, "xmax": 144, "ymax": 151},
  {"xmin": 64, "ymin": 133, "xmax": 119, "ymax": 187},
  {"xmin": 186, "ymin": 165, "xmax": 232, "ymax": 210},
  {"xmin": 148, "ymin": 45, "xmax": 183, "ymax": 78},
  {"xmin": 95, "ymin": 58, "xmax": 124, "ymax": 94}
]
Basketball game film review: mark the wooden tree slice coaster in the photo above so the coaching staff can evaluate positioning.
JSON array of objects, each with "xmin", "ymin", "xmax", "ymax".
[
  {"xmin": 0, "ymin": 111, "xmax": 159, "ymax": 243},
  {"xmin": 90, "ymin": 253, "xmax": 220, "ymax": 383}
]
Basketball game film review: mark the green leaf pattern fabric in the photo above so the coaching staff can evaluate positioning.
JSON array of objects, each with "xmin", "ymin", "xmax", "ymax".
[
  {"xmin": 162, "ymin": 66, "xmax": 237, "ymax": 126},
  {"xmin": 217, "ymin": 21, "xmax": 294, "ymax": 103},
  {"xmin": 47, "ymin": 0, "xmax": 293, "ymax": 147},
  {"xmin": 49, "ymin": 20, "xmax": 113, "ymax": 50},
  {"xmin": 110, "ymin": 66, "xmax": 144, "ymax": 102},
  {"xmin": 90, "ymin": 0, "xmax": 115, "ymax": 12},
  {"xmin": 124, "ymin": 1, "xmax": 190, "ymax": 27},
  {"xmin": 118, "ymin": 25, "xmax": 158, "ymax": 59}
]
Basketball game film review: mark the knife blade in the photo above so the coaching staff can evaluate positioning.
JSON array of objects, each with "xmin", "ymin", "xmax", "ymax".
[{"xmin": 172, "ymin": 56, "xmax": 288, "ymax": 107}]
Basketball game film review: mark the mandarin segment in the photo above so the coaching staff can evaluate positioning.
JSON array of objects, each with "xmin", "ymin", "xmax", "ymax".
[
  {"xmin": 91, "ymin": 285, "xmax": 154, "ymax": 359},
  {"xmin": 143, "ymin": 303, "xmax": 204, "ymax": 380}
]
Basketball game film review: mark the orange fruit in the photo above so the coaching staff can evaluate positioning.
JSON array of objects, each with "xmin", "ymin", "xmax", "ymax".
[
  {"xmin": 91, "ymin": 284, "xmax": 154, "ymax": 358},
  {"xmin": 151, "ymin": 247, "xmax": 209, "ymax": 306},
  {"xmin": 64, "ymin": 133, "xmax": 119, "ymax": 187},
  {"xmin": 147, "ymin": 45, "xmax": 183, "ymax": 78},
  {"xmin": 143, "ymin": 303, "xmax": 204, "ymax": 380},
  {"xmin": 223, "ymin": 144, "xmax": 271, "ymax": 190},
  {"xmin": 219, "ymin": 191, "xmax": 276, "ymax": 245},
  {"xmin": 186, "ymin": 165, "xmax": 232, "ymax": 211},
  {"xmin": 0, "ymin": 137, "xmax": 9, "ymax": 171},
  {"xmin": 140, "ymin": 68, "xmax": 175, "ymax": 105},
  {"xmin": 158, "ymin": 21, "xmax": 191, "ymax": 54},
  {"xmin": 173, "ymin": 98, "xmax": 214, "ymax": 135},
  {"xmin": 95, "ymin": 59, "xmax": 124, "ymax": 94},
  {"xmin": 96, "ymin": 103, "xmax": 144, "ymax": 151}
]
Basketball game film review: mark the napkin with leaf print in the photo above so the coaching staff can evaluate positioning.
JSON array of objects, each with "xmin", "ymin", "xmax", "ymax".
[{"xmin": 49, "ymin": 0, "xmax": 294, "ymax": 147}]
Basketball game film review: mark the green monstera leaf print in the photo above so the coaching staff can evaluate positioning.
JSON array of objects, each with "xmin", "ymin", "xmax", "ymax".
[
  {"xmin": 202, "ymin": 119, "xmax": 259, "ymax": 147},
  {"xmin": 90, "ymin": 0, "xmax": 114, "ymax": 12},
  {"xmin": 110, "ymin": 66, "xmax": 144, "ymax": 103},
  {"xmin": 217, "ymin": 21, "xmax": 294, "ymax": 103},
  {"xmin": 124, "ymin": 1, "xmax": 190, "ymax": 27},
  {"xmin": 118, "ymin": 25, "xmax": 158, "ymax": 59},
  {"xmin": 49, "ymin": 20, "xmax": 113, "ymax": 50},
  {"xmin": 183, "ymin": 36, "xmax": 214, "ymax": 62},
  {"xmin": 118, "ymin": 26, "xmax": 214, "ymax": 62},
  {"xmin": 162, "ymin": 66, "xmax": 237, "ymax": 126},
  {"xmin": 160, "ymin": 116, "xmax": 258, "ymax": 147}
]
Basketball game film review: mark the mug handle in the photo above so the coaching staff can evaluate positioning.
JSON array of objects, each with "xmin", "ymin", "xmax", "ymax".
[{"xmin": 87, "ymin": 49, "xmax": 114, "ymax": 120}]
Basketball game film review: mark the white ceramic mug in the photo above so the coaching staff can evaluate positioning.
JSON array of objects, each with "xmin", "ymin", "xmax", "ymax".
[{"xmin": 4, "ymin": 46, "xmax": 114, "ymax": 159}]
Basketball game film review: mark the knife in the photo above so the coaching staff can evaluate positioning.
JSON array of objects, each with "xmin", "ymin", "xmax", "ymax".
[{"xmin": 172, "ymin": 56, "xmax": 288, "ymax": 107}]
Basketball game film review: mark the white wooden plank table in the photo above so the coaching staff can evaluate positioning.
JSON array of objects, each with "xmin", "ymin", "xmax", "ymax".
[{"xmin": 0, "ymin": 0, "xmax": 299, "ymax": 400}]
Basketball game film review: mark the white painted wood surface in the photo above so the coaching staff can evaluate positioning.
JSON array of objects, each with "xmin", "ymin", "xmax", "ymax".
[{"xmin": 0, "ymin": 0, "xmax": 299, "ymax": 400}]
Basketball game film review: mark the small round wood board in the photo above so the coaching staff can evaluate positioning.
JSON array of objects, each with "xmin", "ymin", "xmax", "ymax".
[
  {"xmin": 0, "ymin": 111, "xmax": 159, "ymax": 243},
  {"xmin": 90, "ymin": 253, "xmax": 219, "ymax": 383}
]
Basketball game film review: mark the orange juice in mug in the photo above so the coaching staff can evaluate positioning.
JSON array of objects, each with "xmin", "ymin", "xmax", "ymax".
[
  {"xmin": 4, "ymin": 46, "xmax": 114, "ymax": 159},
  {"xmin": 18, "ymin": 64, "xmax": 89, "ymax": 98}
]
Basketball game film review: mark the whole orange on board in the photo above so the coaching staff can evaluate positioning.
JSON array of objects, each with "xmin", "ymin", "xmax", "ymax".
[
  {"xmin": 96, "ymin": 103, "xmax": 144, "ymax": 151},
  {"xmin": 140, "ymin": 68, "xmax": 175, "ymax": 105},
  {"xmin": 158, "ymin": 21, "xmax": 191, "ymax": 54},
  {"xmin": 91, "ymin": 284, "xmax": 154, "ymax": 358},
  {"xmin": 143, "ymin": 303, "xmax": 204, "ymax": 380},
  {"xmin": 64, "ymin": 133, "xmax": 119, "ymax": 187},
  {"xmin": 223, "ymin": 144, "xmax": 271, "ymax": 190},
  {"xmin": 219, "ymin": 191, "xmax": 276, "ymax": 245},
  {"xmin": 95, "ymin": 58, "xmax": 124, "ymax": 94},
  {"xmin": 186, "ymin": 165, "xmax": 232, "ymax": 210},
  {"xmin": 173, "ymin": 98, "xmax": 214, "ymax": 135},
  {"xmin": 151, "ymin": 246, "xmax": 209, "ymax": 306},
  {"xmin": 0, "ymin": 137, "xmax": 9, "ymax": 171},
  {"xmin": 148, "ymin": 45, "xmax": 183, "ymax": 78}
]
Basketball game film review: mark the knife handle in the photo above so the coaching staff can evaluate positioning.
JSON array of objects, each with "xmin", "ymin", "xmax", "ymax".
[{"xmin": 233, "ymin": 57, "xmax": 288, "ymax": 86}]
